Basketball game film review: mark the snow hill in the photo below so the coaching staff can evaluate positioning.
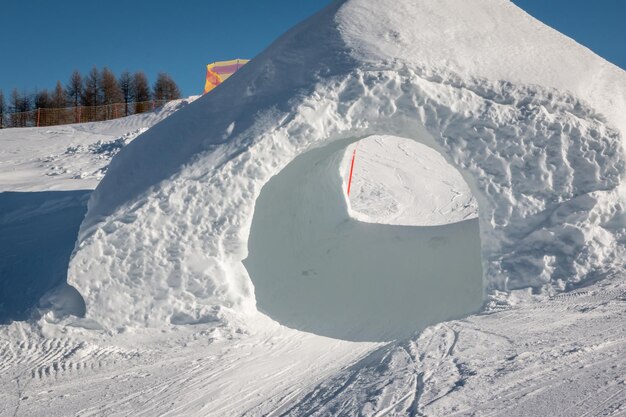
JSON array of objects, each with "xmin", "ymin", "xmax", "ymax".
[
  {"xmin": 64, "ymin": 0, "xmax": 626, "ymax": 334},
  {"xmin": 1, "ymin": 0, "xmax": 626, "ymax": 415}
]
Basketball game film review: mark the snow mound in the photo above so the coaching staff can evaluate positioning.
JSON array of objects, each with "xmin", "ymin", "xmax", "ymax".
[{"xmin": 65, "ymin": 0, "xmax": 626, "ymax": 332}]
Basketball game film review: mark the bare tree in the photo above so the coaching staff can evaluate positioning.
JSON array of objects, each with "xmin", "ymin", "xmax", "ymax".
[
  {"xmin": 51, "ymin": 81, "xmax": 66, "ymax": 108},
  {"xmin": 66, "ymin": 70, "xmax": 83, "ymax": 108},
  {"xmin": 10, "ymin": 89, "xmax": 19, "ymax": 127},
  {"xmin": 35, "ymin": 89, "xmax": 50, "ymax": 109},
  {"xmin": 33, "ymin": 89, "xmax": 50, "ymax": 126},
  {"xmin": 48, "ymin": 81, "xmax": 70, "ymax": 125},
  {"xmin": 100, "ymin": 67, "xmax": 123, "ymax": 104},
  {"xmin": 153, "ymin": 72, "xmax": 181, "ymax": 101},
  {"xmin": 21, "ymin": 90, "xmax": 32, "ymax": 127},
  {"xmin": 19, "ymin": 91, "xmax": 31, "ymax": 112},
  {"xmin": 1, "ymin": 67, "xmax": 167, "ymax": 127},
  {"xmin": 119, "ymin": 71, "xmax": 133, "ymax": 116},
  {"xmin": 132, "ymin": 71, "xmax": 151, "ymax": 113},
  {"xmin": 10, "ymin": 89, "xmax": 30, "ymax": 127},
  {"xmin": 66, "ymin": 70, "xmax": 83, "ymax": 123},
  {"xmin": 99, "ymin": 67, "xmax": 123, "ymax": 119},
  {"xmin": 82, "ymin": 66, "xmax": 100, "ymax": 107}
]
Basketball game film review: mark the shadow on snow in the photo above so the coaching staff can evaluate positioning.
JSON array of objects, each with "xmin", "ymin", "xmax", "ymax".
[{"xmin": 0, "ymin": 190, "xmax": 89, "ymax": 323}]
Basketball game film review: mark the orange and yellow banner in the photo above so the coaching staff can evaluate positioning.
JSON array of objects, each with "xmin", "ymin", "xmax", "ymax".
[{"xmin": 204, "ymin": 59, "xmax": 250, "ymax": 94}]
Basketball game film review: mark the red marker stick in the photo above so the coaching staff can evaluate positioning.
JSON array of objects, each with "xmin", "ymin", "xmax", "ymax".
[{"xmin": 347, "ymin": 145, "xmax": 358, "ymax": 196}]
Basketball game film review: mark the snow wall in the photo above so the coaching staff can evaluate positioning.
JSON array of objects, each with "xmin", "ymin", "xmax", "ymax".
[{"xmin": 62, "ymin": 0, "xmax": 626, "ymax": 334}]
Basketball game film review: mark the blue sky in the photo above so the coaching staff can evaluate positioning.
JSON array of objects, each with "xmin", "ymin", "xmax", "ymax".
[{"xmin": 0, "ymin": 0, "xmax": 624, "ymax": 99}]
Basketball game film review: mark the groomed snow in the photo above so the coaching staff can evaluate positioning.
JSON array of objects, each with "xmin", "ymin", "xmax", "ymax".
[{"xmin": 2, "ymin": 117, "xmax": 624, "ymax": 416}]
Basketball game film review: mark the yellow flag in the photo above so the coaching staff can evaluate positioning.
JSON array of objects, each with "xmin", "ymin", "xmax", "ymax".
[{"xmin": 204, "ymin": 59, "xmax": 250, "ymax": 94}]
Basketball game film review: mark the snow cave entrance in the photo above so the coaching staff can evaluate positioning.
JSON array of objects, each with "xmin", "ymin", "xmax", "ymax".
[{"xmin": 244, "ymin": 135, "xmax": 484, "ymax": 342}]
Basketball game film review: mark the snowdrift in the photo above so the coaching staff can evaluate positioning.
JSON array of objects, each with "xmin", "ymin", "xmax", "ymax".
[{"xmin": 63, "ymin": 0, "xmax": 626, "ymax": 335}]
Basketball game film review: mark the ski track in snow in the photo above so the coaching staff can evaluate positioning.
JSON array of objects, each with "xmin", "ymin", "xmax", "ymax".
[{"xmin": 0, "ymin": 284, "xmax": 624, "ymax": 416}]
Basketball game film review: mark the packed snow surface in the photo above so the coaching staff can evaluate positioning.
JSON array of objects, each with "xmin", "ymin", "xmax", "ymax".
[{"xmin": 1, "ymin": 0, "xmax": 626, "ymax": 415}]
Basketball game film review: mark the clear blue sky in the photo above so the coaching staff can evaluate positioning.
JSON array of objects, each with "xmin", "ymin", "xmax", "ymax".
[{"xmin": 0, "ymin": 0, "xmax": 624, "ymax": 98}]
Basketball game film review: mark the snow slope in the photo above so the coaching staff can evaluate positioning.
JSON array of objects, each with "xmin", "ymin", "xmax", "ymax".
[
  {"xmin": 0, "ymin": 99, "xmax": 195, "ymax": 323},
  {"xmin": 0, "ymin": 104, "xmax": 490, "ymax": 414},
  {"xmin": 1, "ymin": 285, "xmax": 625, "ymax": 416},
  {"xmin": 0, "ymin": 98, "xmax": 195, "ymax": 192},
  {"xmin": 66, "ymin": 0, "xmax": 626, "ymax": 332}
]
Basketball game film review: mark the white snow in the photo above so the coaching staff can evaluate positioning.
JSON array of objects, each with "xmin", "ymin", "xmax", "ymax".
[
  {"xmin": 0, "ymin": 98, "xmax": 195, "ymax": 192},
  {"xmin": 0, "ymin": 99, "xmax": 195, "ymax": 323},
  {"xmin": 66, "ymin": 0, "xmax": 626, "ymax": 331},
  {"xmin": 1, "ymin": 0, "xmax": 626, "ymax": 415},
  {"xmin": 338, "ymin": 0, "xmax": 626, "ymax": 136},
  {"xmin": 346, "ymin": 135, "xmax": 478, "ymax": 226}
]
